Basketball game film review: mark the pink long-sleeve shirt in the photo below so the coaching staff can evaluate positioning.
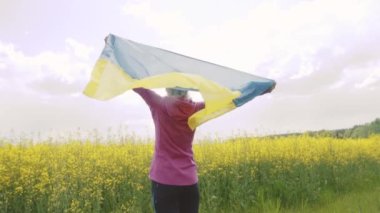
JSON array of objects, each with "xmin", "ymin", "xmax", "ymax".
[{"xmin": 133, "ymin": 88, "xmax": 205, "ymax": 186}]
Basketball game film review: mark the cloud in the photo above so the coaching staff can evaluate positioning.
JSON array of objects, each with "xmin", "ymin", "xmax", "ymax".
[
  {"xmin": 120, "ymin": 0, "xmax": 380, "ymax": 93},
  {"xmin": 0, "ymin": 88, "xmax": 154, "ymax": 136},
  {"xmin": 65, "ymin": 38, "xmax": 94, "ymax": 60},
  {"xmin": 119, "ymin": 0, "xmax": 380, "ymax": 135},
  {"xmin": 0, "ymin": 38, "xmax": 94, "ymax": 95},
  {"xmin": 0, "ymin": 37, "xmax": 158, "ymax": 137},
  {"xmin": 2, "ymin": 0, "xmax": 380, "ymax": 138},
  {"xmin": 0, "ymin": 61, "xmax": 6, "ymax": 69},
  {"xmin": 28, "ymin": 73, "xmax": 84, "ymax": 96},
  {"xmin": 122, "ymin": 1, "xmax": 193, "ymax": 38},
  {"xmin": 353, "ymin": 63, "xmax": 380, "ymax": 89}
]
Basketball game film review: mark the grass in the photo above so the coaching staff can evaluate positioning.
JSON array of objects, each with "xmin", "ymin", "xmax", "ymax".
[{"xmin": 284, "ymin": 186, "xmax": 380, "ymax": 213}]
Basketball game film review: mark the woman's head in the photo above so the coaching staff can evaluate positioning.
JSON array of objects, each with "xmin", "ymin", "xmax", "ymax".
[{"xmin": 166, "ymin": 88, "xmax": 188, "ymax": 98}]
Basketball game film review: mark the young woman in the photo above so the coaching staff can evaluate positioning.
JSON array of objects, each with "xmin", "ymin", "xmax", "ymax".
[{"xmin": 133, "ymin": 87, "xmax": 205, "ymax": 213}]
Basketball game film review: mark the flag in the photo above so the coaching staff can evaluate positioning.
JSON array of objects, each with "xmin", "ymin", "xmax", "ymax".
[{"xmin": 84, "ymin": 34, "xmax": 276, "ymax": 130}]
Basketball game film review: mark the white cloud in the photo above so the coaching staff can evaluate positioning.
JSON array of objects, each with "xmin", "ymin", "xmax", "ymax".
[
  {"xmin": 2, "ymin": 0, "xmax": 380, "ymax": 138},
  {"xmin": 290, "ymin": 58, "xmax": 315, "ymax": 79},
  {"xmin": 66, "ymin": 38, "xmax": 94, "ymax": 60},
  {"xmin": 122, "ymin": 1, "xmax": 366, "ymax": 80},
  {"xmin": 120, "ymin": 0, "xmax": 378, "ymax": 87},
  {"xmin": 122, "ymin": 1, "xmax": 193, "ymax": 38},
  {"xmin": 28, "ymin": 73, "xmax": 84, "ymax": 95},
  {"xmin": 0, "ymin": 62, "xmax": 6, "ymax": 69},
  {"xmin": 0, "ymin": 88, "xmax": 153, "ymax": 137},
  {"xmin": 118, "ymin": 0, "xmax": 380, "ymax": 135},
  {"xmin": 0, "ymin": 39, "xmax": 94, "ymax": 94},
  {"xmin": 354, "ymin": 63, "xmax": 380, "ymax": 89},
  {"xmin": 329, "ymin": 80, "xmax": 345, "ymax": 90}
]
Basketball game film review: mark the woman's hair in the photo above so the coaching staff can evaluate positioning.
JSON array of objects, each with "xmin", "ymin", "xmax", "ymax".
[{"xmin": 166, "ymin": 88, "xmax": 188, "ymax": 98}]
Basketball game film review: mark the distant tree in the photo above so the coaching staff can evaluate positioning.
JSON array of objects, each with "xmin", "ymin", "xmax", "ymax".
[
  {"xmin": 272, "ymin": 118, "xmax": 380, "ymax": 139},
  {"xmin": 343, "ymin": 128, "xmax": 353, "ymax": 138}
]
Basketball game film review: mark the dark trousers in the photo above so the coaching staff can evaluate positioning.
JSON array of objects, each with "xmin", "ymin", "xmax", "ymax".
[{"xmin": 151, "ymin": 181, "xmax": 199, "ymax": 213}]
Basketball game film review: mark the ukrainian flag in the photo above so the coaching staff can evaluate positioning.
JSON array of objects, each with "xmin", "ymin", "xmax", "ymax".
[{"xmin": 84, "ymin": 34, "xmax": 276, "ymax": 130}]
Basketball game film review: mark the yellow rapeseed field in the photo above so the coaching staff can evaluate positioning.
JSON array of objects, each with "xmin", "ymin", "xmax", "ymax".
[{"xmin": 0, "ymin": 135, "xmax": 379, "ymax": 212}]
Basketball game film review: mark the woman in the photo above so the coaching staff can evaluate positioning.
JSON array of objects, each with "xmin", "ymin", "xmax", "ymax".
[{"xmin": 133, "ymin": 87, "xmax": 205, "ymax": 213}]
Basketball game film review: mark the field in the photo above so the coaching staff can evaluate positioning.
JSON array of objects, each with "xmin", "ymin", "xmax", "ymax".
[{"xmin": 0, "ymin": 134, "xmax": 380, "ymax": 212}]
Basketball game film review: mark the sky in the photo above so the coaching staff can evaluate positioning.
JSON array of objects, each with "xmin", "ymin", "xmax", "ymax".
[{"xmin": 1, "ymin": 0, "xmax": 380, "ymax": 139}]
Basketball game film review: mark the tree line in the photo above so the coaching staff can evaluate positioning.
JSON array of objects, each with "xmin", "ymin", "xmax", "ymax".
[{"xmin": 272, "ymin": 118, "xmax": 380, "ymax": 139}]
